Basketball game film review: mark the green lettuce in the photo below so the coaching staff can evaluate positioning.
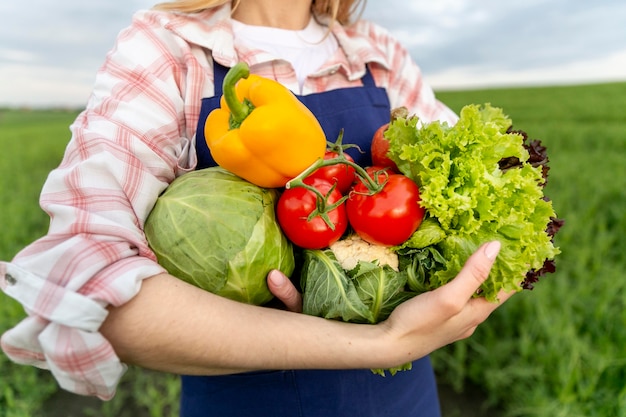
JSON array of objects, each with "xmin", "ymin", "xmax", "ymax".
[
  {"xmin": 387, "ymin": 104, "xmax": 561, "ymax": 301},
  {"xmin": 296, "ymin": 103, "xmax": 562, "ymax": 377}
]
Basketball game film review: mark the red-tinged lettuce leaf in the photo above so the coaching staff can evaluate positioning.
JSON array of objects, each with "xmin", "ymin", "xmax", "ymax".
[
  {"xmin": 522, "ymin": 215, "xmax": 565, "ymax": 289},
  {"xmin": 387, "ymin": 104, "xmax": 563, "ymax": 301}
]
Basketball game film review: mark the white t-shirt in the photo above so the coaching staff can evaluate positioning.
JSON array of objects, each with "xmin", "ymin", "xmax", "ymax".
[{"xmin": 232, "ymin": 17, "xmax": 339, "ymax": 92}]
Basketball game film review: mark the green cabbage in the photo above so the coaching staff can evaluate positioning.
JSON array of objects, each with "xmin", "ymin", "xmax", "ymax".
[
  {"xmin": 301, "ymin": 249, "xmax": 414, "ymax": 325},
  {"xmin": 144, "ymin": 167, "xmax": 295, "ymax": 305},
  {"xmin": 300, "ymin": 249, "xmax": 416, "ymax": 376},
  {"xmin": 387, "ymin": 104, "xmax": 561, "ymax": 301}
]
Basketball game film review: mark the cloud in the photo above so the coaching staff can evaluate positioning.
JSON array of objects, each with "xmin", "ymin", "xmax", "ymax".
[
  {"xmin": 363, "ymin": 0, "xmax": 626, "ymax": 86},
  {"xmin": 0, "ymin": 48, "xmax": 38, "ymax": 63},
  {"xmin": 0, "ymin": 0, "xmax": 151, "ymax": 68},
  {"xmin": 0, "ymin": 0, "xmax": 154, "ymax": 107},
  {"xmin": 0, "ymin": 64, "xmax": 96, "ymax": 108},
  {"xmin": 0, "ymin": 0, "xmax": 625, "ymax": 107},
  {"xmin": 425, "ymin": 49, "xmax": 626, "ymax": 90}
]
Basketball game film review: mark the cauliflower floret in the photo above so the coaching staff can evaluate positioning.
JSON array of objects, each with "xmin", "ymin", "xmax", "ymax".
[{"xmin": 329, "ymin": 234, "xmax": 399, "ymax": 271}]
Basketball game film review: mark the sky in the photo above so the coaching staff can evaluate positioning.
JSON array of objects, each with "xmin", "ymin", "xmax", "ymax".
[{"xmin": 0, "ymin": 0, "xmax": 625, "ymax": 108}]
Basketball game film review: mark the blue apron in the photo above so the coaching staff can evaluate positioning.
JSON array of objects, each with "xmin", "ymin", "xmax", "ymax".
[{"xmin": 184, "ymin": 62, "xmax": 441, "ymax": 417}]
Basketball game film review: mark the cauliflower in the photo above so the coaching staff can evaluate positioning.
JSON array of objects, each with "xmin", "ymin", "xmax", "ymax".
[{"xmin": 329, "ymin": 234, "xmax": 399, "ymax": 271}]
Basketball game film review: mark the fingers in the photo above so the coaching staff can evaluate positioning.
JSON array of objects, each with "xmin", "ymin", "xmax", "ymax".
[
  {"xmin": 494, "ymin": 288, "xmax": 517, "ymax": 304},
  {"xmin": 267, "ymin": 270, "xmax": 303, "ymax": 313},
  {"xmin": 445, "ymin": 241, "xmax": 501, "ymax": 301}
]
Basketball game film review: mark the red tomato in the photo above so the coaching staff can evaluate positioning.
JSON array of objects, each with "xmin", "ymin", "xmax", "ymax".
[
  {"xmin": 371, "ymin": 123, "xmax": 399, "ymax": 172},
  {"xmin": 277, "ymin": 178, "xmax": 348, "ymax": 249},
  {"xmin": 346, "ymin": 174, "xmax": 424, "ymax": 246},
  {"xmin": 307, "ymin": 151, "xmax": 356, "ymax": 193}
]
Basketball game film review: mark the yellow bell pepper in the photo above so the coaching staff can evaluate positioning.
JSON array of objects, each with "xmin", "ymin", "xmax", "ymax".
[{"xmin": 205, "ymin": 62, "xmax": 327, "ymax": 188}]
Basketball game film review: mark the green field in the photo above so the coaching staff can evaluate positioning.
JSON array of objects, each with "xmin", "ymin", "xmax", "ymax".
[{"xmin": 1, "ymin": 82, "xmax": 625, "ymax": 416}]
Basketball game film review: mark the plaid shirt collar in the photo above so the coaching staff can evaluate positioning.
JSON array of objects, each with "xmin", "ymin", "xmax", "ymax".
[{"xmin": 159, "ymin": 4, "xmax": 391, "ymax": 80}]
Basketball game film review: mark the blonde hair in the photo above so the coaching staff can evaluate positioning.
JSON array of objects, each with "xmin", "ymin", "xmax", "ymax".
[{"xmin": 153, "ymin": 0, "xmax": 365, "ymax": 25}]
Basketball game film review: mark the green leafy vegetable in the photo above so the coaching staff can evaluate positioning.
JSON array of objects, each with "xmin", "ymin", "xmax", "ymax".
[
  {"xmin": 387, "ymin": 104, "xmax": 561, "ymax": 301},
  {"xmin": 351, "ymin": 262, "xmax": 415, "ymax": 323},
  {"xmin": 144, "ymin": 167, "xmax": 295, "ymax": 305},
  {"xmin": 297, "ymin": 103, "xmax": 562, "ymax": 377},
  {"xmin": 301, "ymin": 249, "xmax": 416, "ymax": 324},
  {"xmin": 301, "ymin": 249, "xmax": 374, "ymax": 324},
  {"xmin": 300, "ymin": 248, "xmax": 416, "ymax": 375}
]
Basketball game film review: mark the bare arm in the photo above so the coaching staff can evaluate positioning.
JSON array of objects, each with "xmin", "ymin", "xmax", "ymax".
[{"xmin": 100, "ymin": 241, "xmax": 513, "ymax": 375}]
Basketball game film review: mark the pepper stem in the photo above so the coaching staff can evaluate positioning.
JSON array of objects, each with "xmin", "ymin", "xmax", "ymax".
[{"xmin": 224, "ymin": 62, "xmax": 254, "ymax": 129}]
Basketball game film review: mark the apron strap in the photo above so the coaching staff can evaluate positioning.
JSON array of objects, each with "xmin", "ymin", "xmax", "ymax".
[
  {"xmin": 360, "ymin": 64, "xmax": 377, "ymax": 87},
  {"xmin": 212, "ymin": 61, "xmax": 230, "ymax": 96}
]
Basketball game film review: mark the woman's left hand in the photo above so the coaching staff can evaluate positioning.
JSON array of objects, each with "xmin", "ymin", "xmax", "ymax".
[{"xmin": 267, "ymin": 270, "xmax": 303, "ymax": 313}]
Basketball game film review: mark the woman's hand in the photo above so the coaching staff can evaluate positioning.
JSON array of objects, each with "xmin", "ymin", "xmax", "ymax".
[
  {"xmin": 377, "ymin": 240, "xmax": 516, "ymax": 366},
  {"xmin": 267, "ymin": 270, "xmax": 303, "ymax": 313}
]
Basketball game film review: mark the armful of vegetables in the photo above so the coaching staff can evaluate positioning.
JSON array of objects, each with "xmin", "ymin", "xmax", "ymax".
[
  {"xmin": 146, "ymin": 63, "xmax": 563, "ymax": 377},
  {"xmin": 289, "ymin": 104, "xmax": 563, "ymax": 375}
]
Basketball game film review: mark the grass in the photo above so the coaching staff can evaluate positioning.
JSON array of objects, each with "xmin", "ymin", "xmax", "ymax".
[
  {"xmin": 0, "ymin": 109, "xmax": 77, "ymax": 417},
  {"xmin": 0, "ymin": 108, "xmax": 181, "ymax": 417},
  {"xmin": 1, "ymin": 81, "xmax": 625, "ymax": 416},
  {"xmin": 433, "ymin": 82, "xmax": 626, "ymax": 416}
]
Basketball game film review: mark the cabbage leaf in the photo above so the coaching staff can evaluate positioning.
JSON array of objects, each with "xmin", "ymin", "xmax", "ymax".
[
  {"xmin": 301, "ymin": 249, "xmax": 374, "ymax": 323},
  {"xmin": 300, "ymin": 249, "xmax": 417, "ymax": 375},
  {"xmin": 145, "ymin": 167, "xmax": 294, "ymax": 305}
]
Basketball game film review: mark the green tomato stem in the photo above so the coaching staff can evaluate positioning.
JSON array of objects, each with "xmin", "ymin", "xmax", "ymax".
[
  {"xmin": 286, "ymin": 132, "xmax": 383, "ymax": 194},
  {"xmin": 287, "ymin": 157, "xmax": 384, "ymax": 193},
  {"xmin": 284, "ymin": 131, "xmax": 390, "ymax": 231},
  {"xmin": 295, "ymin": 181, "xmax": 348, "ymax": 231}
]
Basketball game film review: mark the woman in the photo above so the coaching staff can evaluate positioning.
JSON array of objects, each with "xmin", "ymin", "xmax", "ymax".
[{"xmin": 0, "ymin": 0, "xmax": 514, "ymax": 416}]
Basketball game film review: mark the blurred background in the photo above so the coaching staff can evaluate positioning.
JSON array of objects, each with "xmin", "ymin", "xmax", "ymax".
[
  {"xmin": 1, "ymin": 1, "xmax": 625, "ymax": 416},
  {"xmin": 1, "ymin": 0, "xmax": 624, "ymax": 107}
]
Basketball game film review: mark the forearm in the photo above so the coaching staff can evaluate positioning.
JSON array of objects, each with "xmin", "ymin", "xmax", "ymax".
[
  {"xmin": 100, "ymin": 242, "xmax": 512, "ymax": 376},
  {"xmin": 100, "ymin": 273, "xmax": 390, "ymax": 375}
]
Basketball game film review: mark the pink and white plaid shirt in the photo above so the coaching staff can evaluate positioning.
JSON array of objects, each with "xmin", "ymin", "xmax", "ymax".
[{"xmin": 0, "ymin": 4, "xmax": 457, "ymax": 400}]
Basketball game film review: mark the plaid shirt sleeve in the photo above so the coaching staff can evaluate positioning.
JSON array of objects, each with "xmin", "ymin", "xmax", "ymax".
[
  {"xmin": 0, "ymin": 10, "xmax": 205, "ymax": 400},
  {"xmin": 349, "ymin": 20, "xmax": 459, "ymax": 126}
]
